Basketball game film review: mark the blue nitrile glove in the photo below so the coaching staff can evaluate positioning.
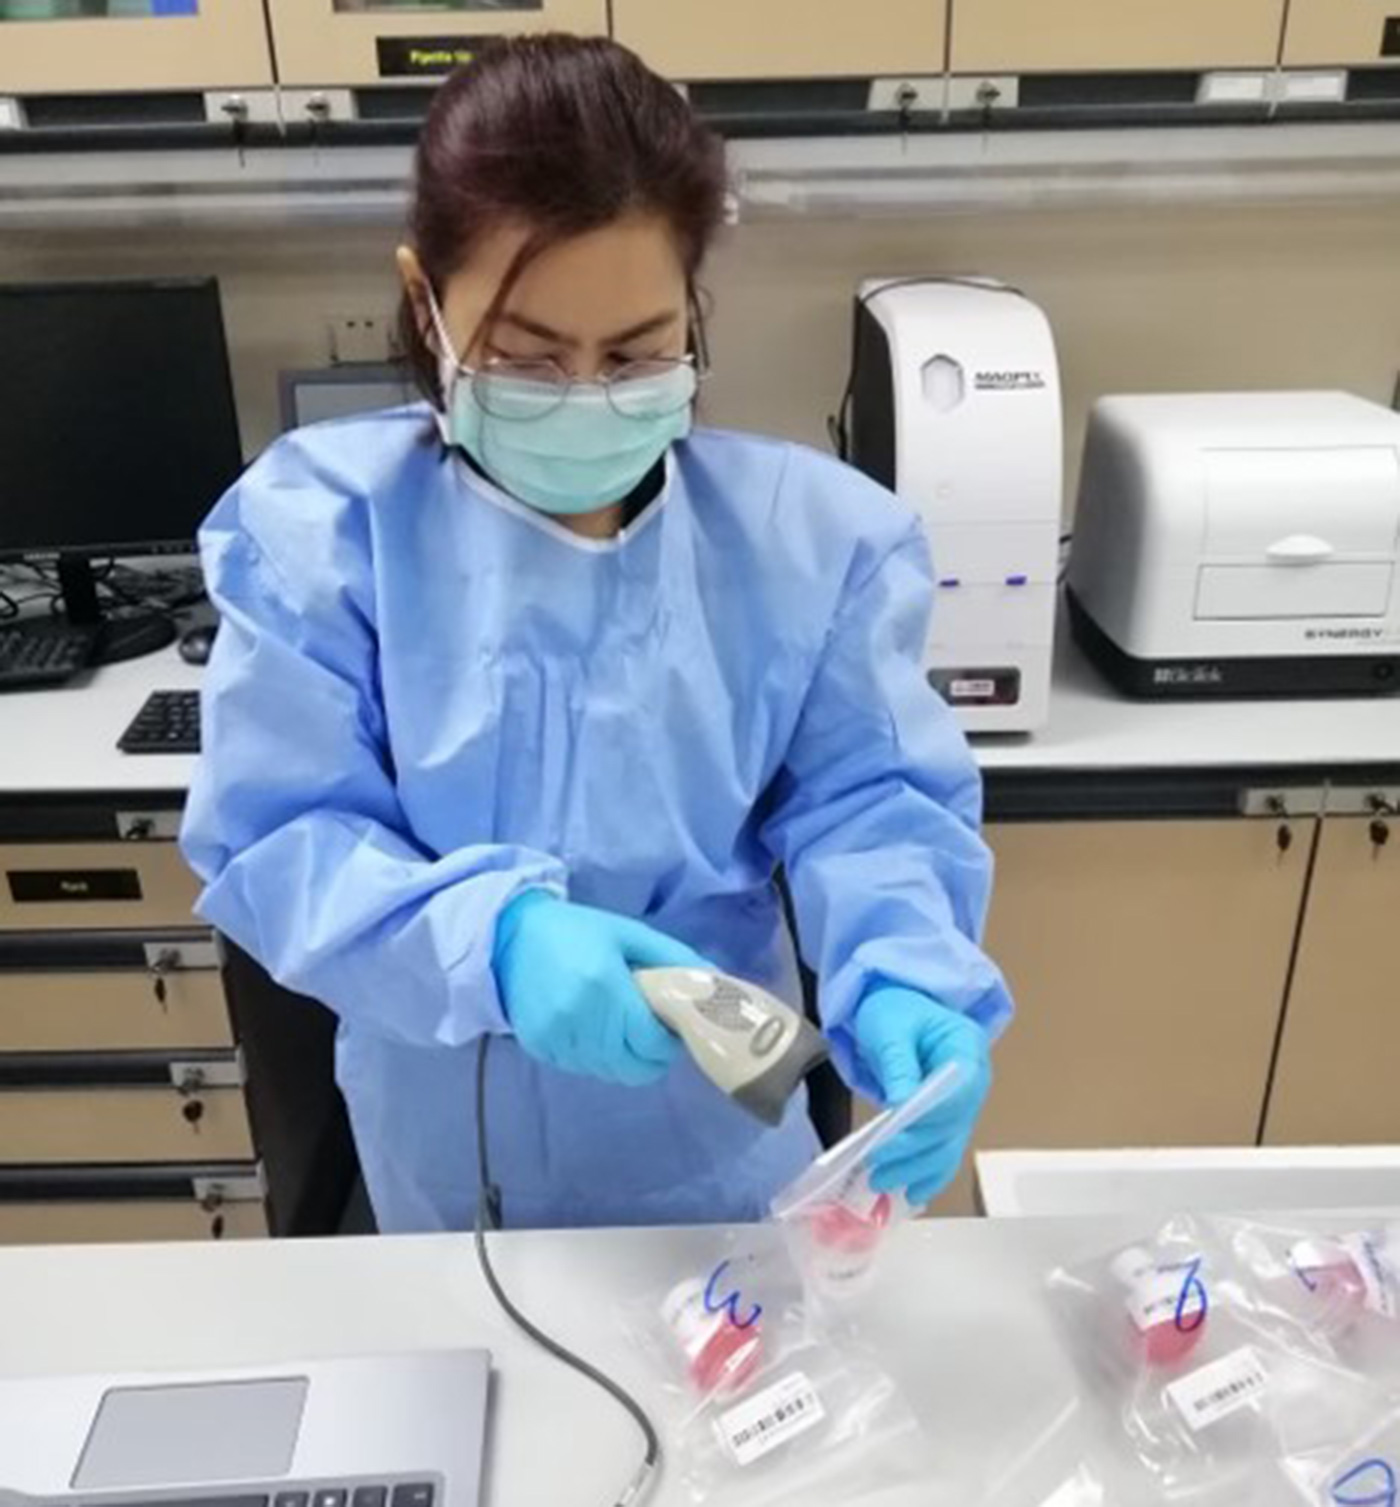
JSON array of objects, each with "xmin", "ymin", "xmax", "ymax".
[
  {"xmin": 493, "ymin": 890, "xmax": 708, "ymax": 1087},
  {"xmin": 854, "ymin": 986, "xmax": 993, "ymax": 1206}
]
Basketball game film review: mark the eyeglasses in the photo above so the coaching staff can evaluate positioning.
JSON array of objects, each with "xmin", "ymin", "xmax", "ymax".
[{"xmin": 461, "ymin": 354, "xmax": 703, "ymax": 422}]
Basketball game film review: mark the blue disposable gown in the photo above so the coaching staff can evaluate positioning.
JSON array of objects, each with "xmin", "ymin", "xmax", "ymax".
[{"xmin": 181, "ymin": 408, "xmax": 1012, "ymax": 1232}]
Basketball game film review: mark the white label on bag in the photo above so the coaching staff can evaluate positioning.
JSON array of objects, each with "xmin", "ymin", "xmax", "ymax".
[
  {"xmin": 1340, "ymin": 1233, "xmax": 1399, "ymax": 1319},
  {"xmin": 1126, "ymin": 1267, "xmax": 1206, "ymax": 1332},
  {"xmin": 1166, "ymin": 1346, "xmax": 1268, "ymax": 1433},
  {"xmin": 716, "ymin": 1370, "xmax": 825, "ymax": 1466}
]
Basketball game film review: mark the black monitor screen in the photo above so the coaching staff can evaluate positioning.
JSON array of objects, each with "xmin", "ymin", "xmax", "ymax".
[{"xmin": 0, "ymin": 279, "xmax": 243, "ymax": 560}]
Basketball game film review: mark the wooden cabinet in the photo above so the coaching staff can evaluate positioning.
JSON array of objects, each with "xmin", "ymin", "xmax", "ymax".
[
  {"xmin": 0, "ymin": 967, "xmax": 232, "ymax": 1054},
  {"xmin": 0, "ymin": 841, "xmax": 200, "ymax": 931},
  {"xmin": 0, "ymin": 0, "xmax": 273, "ymax": 94},
  {"xmin": 1282, "ymin": 1, "xmax": 1400, "ymax": 67},
  {"xmin": 0, "ymin": 799, "xmax": 352, "ymax": 1244},
  {"xmin": 0, "ymin": 1199, "xmax": 267, "ymax": 1244},
  {"xmin": 1264, "ymin": 817, "xmax": 1400, "ymax": 1144},
  {"xmin": 977, "ymin": 820, "xmax": 1305, "ymax": 1149},
  {"xmin": 267, "ymin": 0, "xmax": 608, "ymax": 88},
  {"xmin": 917, "ymin": 817, "xmax": 1310, "ymax": 1217},
  {"xmin": 949, "ymin": 0, "xmax": 1285, "ymax": 73},
  {"xmin": 0, "ymin": 1080, "xmax": 255, "ymax": 1163},
  {"xmin": 611, "ymin": 0, "xmax": 946, "ymax": 82}
]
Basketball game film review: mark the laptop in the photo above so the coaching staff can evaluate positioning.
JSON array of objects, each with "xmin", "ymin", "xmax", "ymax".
[{"xmin": 0, "ymin": 1351, "xmax": 490, "ymax": 1507}]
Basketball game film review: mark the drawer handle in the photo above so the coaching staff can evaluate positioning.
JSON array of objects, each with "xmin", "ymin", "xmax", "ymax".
[
  {"xmin": 150, "ymin": 947, "xmax": 181, "ymax": 1008},
  {"xmin": 178, "ymin": 1066, "xmax": 206, "ymax": 1131}
]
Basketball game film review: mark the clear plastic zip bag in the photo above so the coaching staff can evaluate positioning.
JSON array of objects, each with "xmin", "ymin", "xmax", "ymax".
[
  {"xmin": 1220, "ymin": 1218, "xmax": 1400, "ymax": 1383},
  {"xmin": 1283, "ymin": 1404, "xmax": 1400, "ymax": 1507},
  {"xmin": 770, "ymin": 1061, "xmax": 964, "ymax": 1305},
  {"xmin": 621, "ymin": 1229, "xmax": 930, "ymax": 1506},
  {"xmin": 1047, "ymin": 1215, "xmax": 1383, "ymax": 1505},
  {"xmin": 974, "ymin": 1397, "xmax": 1110, "ymax": 1507}
]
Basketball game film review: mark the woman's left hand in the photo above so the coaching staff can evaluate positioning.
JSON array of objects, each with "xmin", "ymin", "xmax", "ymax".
[{"xmin": 854, "ymin": 986, "xmax": 993, "ymax": 1206}]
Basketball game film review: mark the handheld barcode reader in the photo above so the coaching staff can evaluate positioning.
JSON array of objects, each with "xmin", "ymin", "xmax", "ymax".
[
  {"xmin": 634, "ymin": 968, "xmax": 830, "ymax": 1125},
  {"xmin": 474, "ymin": 968, "xmax": 828, "ymax": 1507}
]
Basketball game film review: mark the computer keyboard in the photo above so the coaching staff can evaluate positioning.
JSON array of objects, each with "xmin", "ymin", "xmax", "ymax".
[
  {"xmin": 141, "ymin": 1482, "xmax": 434, "ymax": 1507},
  {"xmin": 118, "ymin": 689, "xmax": 201, "ymax": 754},
  {"xmin": 0, "ymin": 623, "xmax": 101, "ymax": 690}
]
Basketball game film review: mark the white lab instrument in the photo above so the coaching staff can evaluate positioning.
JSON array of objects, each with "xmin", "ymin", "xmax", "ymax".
[
  {"xmin": 846, "ymin": 277, "xmax": 1063, "ymax": 732},
  {"xmin": 1067, "ymin": 391, "xmax": 1400, "ymax": 698},
  {"xmin": 0, "ymin": 1351, "xmax": 489, "ymax": 1507}
]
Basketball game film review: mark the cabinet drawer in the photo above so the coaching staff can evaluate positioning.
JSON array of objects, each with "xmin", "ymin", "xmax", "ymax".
[
  {"xmin": 950, "ymin": 0, "xmax": 1285, "ymax": 73},
  {"xmin": 0, "ymin": 1200, "xmax": 267, "ymax": 1245},
  {"xmin": 0, "ymin": 1086, "xmax": 253, "ymax": 1164},
  {"xmin": 1283, "ymin": 1, "xmax": 1400, "ymax": 66},
  {"xmin": 0, "ymin": 843, "xmax": 200, "ymax": 931},
  {"xmin": 0, "ymin": 970, "xmax": 231, "ymax": 1054},
  {"xmin": 613, "ymin": 0, "xmax": 946, "ymax": 81}
]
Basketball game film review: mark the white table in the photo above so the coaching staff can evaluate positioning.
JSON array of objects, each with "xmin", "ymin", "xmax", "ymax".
[{"xmin": 0, "ymin": 1218, "xmax": 1145, "ymax": 1507}]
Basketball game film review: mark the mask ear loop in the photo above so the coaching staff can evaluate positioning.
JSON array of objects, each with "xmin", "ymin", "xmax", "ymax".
[
  {"xmin": 686, "ymin": 283, "xmax": 712, "ymax": 377},
  {"xmin": 423, "ymin": 282, "xmax": 467, "ymax": 411}
]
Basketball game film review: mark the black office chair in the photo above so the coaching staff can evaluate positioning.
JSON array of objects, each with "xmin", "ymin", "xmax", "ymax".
[{"xmin": 777, "ymin": 877, "xmax": 853, "ymax": 1151}]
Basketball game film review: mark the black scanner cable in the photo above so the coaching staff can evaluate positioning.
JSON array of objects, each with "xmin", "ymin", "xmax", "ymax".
[{"xmin": 473, "ymin": 1035, "xmax": 661, "ymax": 1507}]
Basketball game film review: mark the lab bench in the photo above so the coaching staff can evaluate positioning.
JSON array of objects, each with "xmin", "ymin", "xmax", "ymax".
[
  {"xmin": 0, "ymin": 1214, "xmax": 1213, "ymax": 1506},
  {"xmin": 1, "ymin": 629, "xmax": 1397, "ymax": 1240}
]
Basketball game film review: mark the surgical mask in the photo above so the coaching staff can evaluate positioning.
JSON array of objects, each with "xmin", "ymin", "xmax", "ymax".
[{"xmin": 426, "ymin": 288, "xmax": 698, "ymax": 516}]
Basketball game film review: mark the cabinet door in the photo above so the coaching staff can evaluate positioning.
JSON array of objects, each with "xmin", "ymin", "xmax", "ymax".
[
  {"xmin": 950, "ymin": 0, "xmax": 1285, "ymax": 73},
  {"xmin": 0, "ymin": 1084, "xmax": 254, "ymax": 1163},
  {"xmin": 0, "ymin": 1, "xmax": 273, "ymax": 94},
  {"xmin": 268, "ymin": 0, "xmax": 608, "ymax": 88},
  {"xmin": 1283, "ymin": 1, "xmax": 1400, "ymax": 67},
  {"xmin": 1265, "ymin": 818, "xmax": 1400, "ymax": 1144},
  {"xmin": 979, "ymin": 819, "xmax": 1304, "ymax": 1146},
  {"xmin": 0, "ymin": 1199, "xmax": 267, "ymax": 1244},
  {"xmin": 0, "ymin": 969, "xmax": 231, "ymax": 1053},
  {"xmin": 611, "ymin": 0, "xmax": 946, "ymax": 81},
  {"xmin": 0, "ymin": 842, "xmax": 199, "ymax": 931}
]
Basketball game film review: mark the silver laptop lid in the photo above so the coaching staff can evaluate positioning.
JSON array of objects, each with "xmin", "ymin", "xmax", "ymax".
[{"xmin": 0, "ymin": 1351, "xmax": 488, "ymax": 1507}]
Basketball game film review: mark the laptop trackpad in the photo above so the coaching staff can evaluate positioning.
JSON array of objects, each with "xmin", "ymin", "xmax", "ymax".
[{"xmin": 74, "ymin": 1378, "xmax": 309, "ymax": 1489}]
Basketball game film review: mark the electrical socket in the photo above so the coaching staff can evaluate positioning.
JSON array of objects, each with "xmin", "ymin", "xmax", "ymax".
[{"xmin": 328, "ymin": 314, "xmax": 392, "ymax": 365}]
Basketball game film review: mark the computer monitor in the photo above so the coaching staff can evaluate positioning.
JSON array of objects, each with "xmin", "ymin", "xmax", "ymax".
[
  {"xmin": 0, "ymin": 277, "xmax": 243, "ymax": 663},
  {"xmin": 278, "ymin": 362, "xmax": 415, "ymax": 432}
]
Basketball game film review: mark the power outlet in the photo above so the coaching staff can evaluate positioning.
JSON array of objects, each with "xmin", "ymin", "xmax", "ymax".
[{"xmin": 328, "ymin": 314, "xmax": 392, "ymax": 365}]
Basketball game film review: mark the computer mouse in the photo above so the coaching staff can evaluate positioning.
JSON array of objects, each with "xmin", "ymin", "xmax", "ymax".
[{"xmin": 178, "ymin": 624, "xmax": 218, "ymax": 666}]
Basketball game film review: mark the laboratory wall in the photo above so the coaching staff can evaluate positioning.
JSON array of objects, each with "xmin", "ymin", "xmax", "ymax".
[{"xmin": 3, "ymin": 197, "xmax": 1397, "ymax": 507}]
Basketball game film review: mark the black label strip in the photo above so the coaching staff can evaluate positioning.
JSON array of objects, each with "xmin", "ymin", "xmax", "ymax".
[{"xmin": 376, "ymin": 35, "xmax": 490, "ymax": 78}]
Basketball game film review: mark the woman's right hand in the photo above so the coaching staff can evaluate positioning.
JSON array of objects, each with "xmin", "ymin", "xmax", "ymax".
[{"xmin": 492, "ymin": 890, "xmax": 707, "ymax": 1086}]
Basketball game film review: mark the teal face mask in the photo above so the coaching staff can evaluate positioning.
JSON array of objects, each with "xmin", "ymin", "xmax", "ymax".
[{"xmin": 427, "ymin": 289, "xmax": 698, "ymax": 517}]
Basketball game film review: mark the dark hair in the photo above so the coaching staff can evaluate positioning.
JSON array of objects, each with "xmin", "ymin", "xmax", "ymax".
[{"xmin": 397, "ymin": 34, "xmax": 728, "ymax": 404}]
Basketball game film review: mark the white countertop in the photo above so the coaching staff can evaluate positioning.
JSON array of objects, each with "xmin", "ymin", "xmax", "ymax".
[
  {"xmin": 0, "ymin": 645, "xmax": 202, "ymax": 798},
  {"xmin": 0, "ymin": 1218, "xmax": 1146, "ymax": 1507},
  {"xmin": 2, "ymin": 626, "xmax": 1398, "ymax": 799},
  {"xmin": 973, "ymin": 626, "xmax": 1400, "ymax": 775}
]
